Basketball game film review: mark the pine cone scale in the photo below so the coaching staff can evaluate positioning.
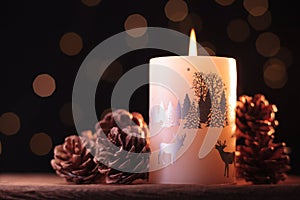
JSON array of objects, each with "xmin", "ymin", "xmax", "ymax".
[
  {"xmin": 94, "ymin": 110, "xmax": 150, "ymax": 184},
  {"xmin": 236, "ymin": 94, "xmax": 290, "ymax": 184},
  {"xmin": 53, "ymin": 145, "xmax": 71, "ymax": 160},
  {"xmin": 51, "ymin": 135, "xmax": 99, "ymax": 184}
]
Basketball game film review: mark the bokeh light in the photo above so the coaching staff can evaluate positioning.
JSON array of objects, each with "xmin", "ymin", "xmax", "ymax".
[
  {"xmin": 125, "ymin": 33, "xmax": 149, "ymax": 49},
  {"xmin": 180, "ymin": 13, "xmax": 202, "ymax": 35},
  {"xmin": 256, "ymin": 32, "xmax": 280, "ymax": 57},
  {"xmin": 164, "ymin": 0, "xmax": 188, "ymax": 22},
  {"xmin": 264, "ymin": 58, "xmax": 288, "ymax": 89},
  {"xmin": 32, "ymin": 74, "xmax": 56, "ymax": 97},
  {"xmin": 215, "ymin": 0, "xmax": 235, "ymax": 6},
  {"xmin": 59, "ymin": 102, "xmax": 82, "ymax": 126},
  {"xmin": 227, "ymin": 18, "xmax": 250, "ymax": 42},
  {"xmin": 0, "ymin": 112, "xmax": 21, "ymax": 136},
  {"xmin": 124, "ymin": 14, "xmax": 148, "ymax": 38},
  {"xmin": 167, "ymin": 13, "xmax": 202, "ymax": 35},
  {"xmin": 243, "ymin": 0, "xmax": 268, "ymax": 16},
  {"xmin": 275, "ymin": 47, "xmax": 293, "ymax": 68},
  {"xmin": 59, "ymin": 32, "xmax": 83, "ymax": 56},
  {"xmin": 101, "ymin": 61, "xmax": 123, "ymax": 82},
  {"xmin": 264, "ymin": 58, "xmax": 285, "ymax": 71},
  {"xmin": 30, "ymin": 132, "xmax": 52, "ymax": 156},
  {"xmin": 81, "ymin": 0, "xmax": 101, "ymax": 7},
  {"xmin": 247, "ymin": 11, "xmax": 272, "ymax": 31}
]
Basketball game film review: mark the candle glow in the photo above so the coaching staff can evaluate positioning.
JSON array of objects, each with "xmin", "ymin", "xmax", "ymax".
[{"xmin": 149, "ymin": 28, "xmax": 237, "ymax": 184}]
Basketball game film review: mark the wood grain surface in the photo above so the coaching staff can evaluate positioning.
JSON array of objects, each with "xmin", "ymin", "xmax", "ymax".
[{"xmin": 1, "ymin": 173, "xmax": 300, "ymax": 200}]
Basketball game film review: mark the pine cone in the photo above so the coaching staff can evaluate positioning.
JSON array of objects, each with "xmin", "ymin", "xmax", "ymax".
[
  {"xmin": 95, "ymin": 126, "xmax": 150, "ymax": 184},
  {"xmin": 95, "ymin": 109, "xmax": 133, "ymax": 135},
  {"xmin": 109, "ymin": 125, "xmax": 150, "ymax": 184},
  {"xmin": 235, "ymin": 94, "xmax": 291, "ymax": 184},
  {"xmin": 132, "ymin": 111, "xmax": 150, "ymax": 148},
  {"xmin": 51, "ymin": 135, "xmax": 100, "ymax": 184},
  {"xmin": 93, "ymin": 109, "xmax": 151, "ymax": 184},
  {"xmin": 80, "ymin": 130, "xmax": 98, "ymax": 157}
]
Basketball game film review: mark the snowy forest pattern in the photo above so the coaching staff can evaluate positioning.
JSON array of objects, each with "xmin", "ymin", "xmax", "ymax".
[{"xmin": 150, "ymin": 72, "xmax": 229, "ymax": 129}]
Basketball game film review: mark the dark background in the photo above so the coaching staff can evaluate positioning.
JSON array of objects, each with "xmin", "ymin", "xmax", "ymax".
[{"xmin": 0, "ymin": 0, "xmax": 299, "ymax": 175}]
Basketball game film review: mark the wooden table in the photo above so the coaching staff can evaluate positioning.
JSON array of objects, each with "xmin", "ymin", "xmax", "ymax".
[{"xmin": 1, "ymin": 173, "xmax": 300, "ymax": 200}]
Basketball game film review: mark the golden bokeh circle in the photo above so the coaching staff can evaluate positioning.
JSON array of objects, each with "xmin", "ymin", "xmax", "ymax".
[
  {"xmin": 263, "ymin": 58, "xmax": 285, "ymax": 71},
  {"xmin": 165, "ymin": 0, "xmax": 188, "ymax": 22},
  {"xmin": 124, "ymin": 14, "xmax": 148, "ymax": 38},
  {"xmin": 168, "ymin": 12, "xmax": 202, "ymax": 35},
  {"xmin": 247, "ymin": 11, "xmax": 272, "ymax": 31},
  {"xmin": 264, "ymin": 63, "xmax": 288, "ymax": 89},
  {"xmin": 125, "ymin": 33, "xmax": 149, "ymax": 49},
  {"xmin": 32, "ymin": 74, "xmax": 56, "ymax": 97},
  {"xmin": 0, "ymin": 112, "xmax": 21, "ymax": 136},
  {"xmin": 179, "ymin": 13, "xmax": 202, "ymax": 35},
  {"xmin": 263, "ymin": 59, "xmax": 288, "ymax": 89},
  {"xmin": 81, "ymin": 0, "xmax": 101, "ymax": 7},
  {"xmin": 30, "ymin": 132, "xmax": 53, "ymax": 156},
  {"xmin": 215, "ymin": 0, "xmax": 235, "ymax": 6},
  {"xmin": 243, "ymin": 0, "xmax": 268, "ymax": 16},
  {"xmin": 256, "ymin": 32, "xmax": 280, "ymax": 57},
  {"xmin": 59, "ymin": 32, "xmax": 83, "ymax": 56},
  {"xmin": 227, "ymin": 18, "xmax": 250, "ymax": 42}
]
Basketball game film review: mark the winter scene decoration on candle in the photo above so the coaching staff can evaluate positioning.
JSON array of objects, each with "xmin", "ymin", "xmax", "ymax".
[{"xmin": 149, "ymin": 29, "xmax": 237, "ymax": 184}]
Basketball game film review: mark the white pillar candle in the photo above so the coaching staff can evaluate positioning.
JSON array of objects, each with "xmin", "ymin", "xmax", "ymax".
[{"xmin": 149, "ymin": 29, "xmax": 237, "ymax": 184}]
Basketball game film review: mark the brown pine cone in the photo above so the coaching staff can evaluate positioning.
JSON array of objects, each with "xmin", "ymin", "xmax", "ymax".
[
  {"xmin": 235, "ymin": 94, "xmax": 291, "ymax": 184},
  {"xmin": 236, "ymin": 94, "xmax": 278, "ymax": 138},
  {"xmin": 94, "ymin": 125, "xmax": 150, "ymax": 184},
  {"xmin": 95, "ymin": 109, "xmax": 133, "ymax": 135},
  {"xmin": 132, "ymin": 112, "xmax": 150, "ymax": 147},
  {"xmin": 80, "ymin": 130, "xmax": 98, "ymax": 157},
  {"xmin": 50, "ymin": 135, "xmax": 100, "ymax": 184}
]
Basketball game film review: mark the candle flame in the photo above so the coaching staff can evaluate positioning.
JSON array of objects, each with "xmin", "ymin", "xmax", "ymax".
[{"xmin": 188, "ymin": 28, "xmax": 197, "ymax": 56}]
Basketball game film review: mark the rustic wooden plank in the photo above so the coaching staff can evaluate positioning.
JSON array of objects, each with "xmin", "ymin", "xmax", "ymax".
[{"xmin": 1, "ymin": 174, "xmax": 300, "ymax": 200}]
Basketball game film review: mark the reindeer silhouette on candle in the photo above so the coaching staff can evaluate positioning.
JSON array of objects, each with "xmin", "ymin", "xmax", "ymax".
[
  {"xmin": 158, "ymin": 134, "xmax": 186, "ymax": 165},
  {"xmin": 215, "ymin": 140, "xmax": 235, "ymax": 177}
]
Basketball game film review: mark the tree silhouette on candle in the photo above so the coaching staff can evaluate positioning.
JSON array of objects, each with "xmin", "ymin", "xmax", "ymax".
[
  {"xmin": 182, "ymin": 93, "xmax": 191, "ymax": 118},
  {"xmin": 165, "ymin": 102, "xmax": 175, "ymax": 127},
  {"xmin": 183, "ymin": 101, "xmax": 201, "ymax": 129},
  {"xmin": 191, "ymin": 72, "xmax": 228, "ymax": 128},
  {"xmin": 200, "ymin": 89, "xmax": 211, "ymax": 126},
  {"xmin": 175, "ymin": 100, "xmax": 182, "ymax": 122},
  {"xmin": 192, "ymin": 72, "xmax": 210, "ymax": 126},
  {"xmin": 220, "ymin": 89, "xmax": 229, "ymax": 126}
]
